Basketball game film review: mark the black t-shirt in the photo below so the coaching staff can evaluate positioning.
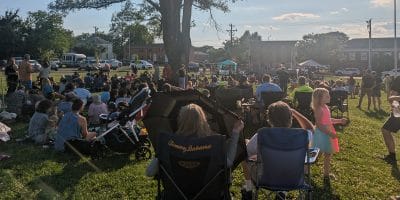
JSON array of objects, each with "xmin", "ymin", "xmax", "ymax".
[
  {"xmin": 4, "ymin": 64, "xmax": 18, "ymax": 81},
  {"xmin": 362, "ymin": 74, "xmax": 375, "ymax": 88},
  {"xmin": 277, "ymin": 70, "xmax": 289, "ymax": 83}
]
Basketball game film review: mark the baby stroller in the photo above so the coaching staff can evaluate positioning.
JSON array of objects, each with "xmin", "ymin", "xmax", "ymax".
[{"xmin": 93, "ymin": 87, "xmax": 152, "ymax": 160}]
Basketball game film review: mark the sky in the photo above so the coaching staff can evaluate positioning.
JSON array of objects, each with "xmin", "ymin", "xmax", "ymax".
[{"xmin": 0, "ymin": 0, "xmax": 398, "ymax": 47}]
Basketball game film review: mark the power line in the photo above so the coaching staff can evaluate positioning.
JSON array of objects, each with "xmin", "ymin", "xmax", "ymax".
[{"xmin": 226, "ymin": 23, "xmax": 237, "ymax": 46}]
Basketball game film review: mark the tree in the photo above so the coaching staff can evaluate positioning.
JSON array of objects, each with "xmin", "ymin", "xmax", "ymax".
[
  {"xmin": 109, "ymin": 2, "xmax": 156, "ymax": 59},
  {"xmin": 49, "ymin": 0, "xmax": 237, "ymax": 80},
  {"xmin": 73, "ymin": 33, "xmax": 110, "ymax": 58},
  {"xmin": 0, "ymin": 10, "xmax": 28, "ymax": 59},
  {"xmin": 296, "ymin": 31, "xmax": 349, "ymax": 67},
  {"xmin": 24, "ymin": 10, "xmax": 73, "ymax": 59},
  {"xmin": 223, "ymin": 30, "xmax": 262, "ymax": 64}
]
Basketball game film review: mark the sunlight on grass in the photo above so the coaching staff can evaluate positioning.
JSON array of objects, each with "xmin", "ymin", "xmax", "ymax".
[{"xmin": 1, "ymin": 82, "xmax": 400, "ymax": 199}]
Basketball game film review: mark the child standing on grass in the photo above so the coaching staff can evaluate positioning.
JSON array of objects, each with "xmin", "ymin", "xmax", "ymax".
[{"xmin": 312, "ymin": 88, "xmax": 347, "ymax": 180}]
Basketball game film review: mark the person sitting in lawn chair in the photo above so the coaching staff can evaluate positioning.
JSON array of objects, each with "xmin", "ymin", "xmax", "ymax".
[
  {"xmin": 241, "ymin": 101, "xmax": 315, "ymax": 200},
  {"xmin": 146, "ymin": 104, "xmax": 244, "ymax": 176},
  {"xmin": 146, "ymin": 104, "xmax": 244, "ymax": 199}
]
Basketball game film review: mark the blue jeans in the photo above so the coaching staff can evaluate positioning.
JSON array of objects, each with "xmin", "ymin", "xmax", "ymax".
[{"xmin": 21, "ymin": 80, "xmax": 32, "ymax": 89}]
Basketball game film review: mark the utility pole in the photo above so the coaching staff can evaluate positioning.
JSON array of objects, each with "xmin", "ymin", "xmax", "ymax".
[
  {"xmin": 129, "ymin": 29, "xmax": 131, "ymax": 61},
  {"xmin": 226, "ymin": 24, "xmax": 237, "ymax": 45},
  {"xmin": 395, "ymin": 0, "xmax": 398, "ymax": 73},
  {"xmin": 226, "ymin": 24, "xmax": 237, "ymax": 57},
  {"xmin": 93, "ymin": 26, "xmax": 99, "ymax": 36},
  {"xmin": 367, "ymin": 19, "xmax": 372, "ymax": 70}
]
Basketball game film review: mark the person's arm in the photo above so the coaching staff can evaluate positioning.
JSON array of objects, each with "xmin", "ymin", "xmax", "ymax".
[
  {"xmin": 13, "ymin": 64, "xmax": 18, "ymax": 72},
  {"xmin": 78, "ymin": 116, "xmax": 96, "ymax": 140},
  {"xmin": 314, "ymin": 108, "xmax": 337, "ymax": 138},
  {"xmin": 291, "ymin": 108, "xmax": 314, "ymax": 130},
  {"xmin": 331, "ymin": 118, "xmax": 347, "ymax": 125},
  {"xmin": 388, "ymin": 95, "xmax": 400, "ymax": 103},
  {"xmin": 226, "ymin": 120, "xmax": 244, "ymax": 168}
]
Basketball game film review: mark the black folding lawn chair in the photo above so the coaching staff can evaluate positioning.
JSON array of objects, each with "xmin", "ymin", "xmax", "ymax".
[{"xmin": 156, "ymin": 132, "xmax": 231, "ymax": 200}]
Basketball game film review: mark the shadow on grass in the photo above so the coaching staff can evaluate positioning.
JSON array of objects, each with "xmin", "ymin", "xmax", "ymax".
[
  {"xmin": 361, "ymin": 109, "xmax": 389, "ymax": 120},
  {"xmin": 311, "ymin": 179, "xmax": 341, "ymax": 200},
  {"xmin": 29, "ymin": 153, "xmax": 133, "ymax": 199},
  {"xmin": 391, "ymin": 163, "xmax": 400, "ymax": 183}
]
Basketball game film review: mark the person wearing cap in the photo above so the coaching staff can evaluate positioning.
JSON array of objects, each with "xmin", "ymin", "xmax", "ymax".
[
  {"xmin": 19, "ymin": 54, "xmax": 35, "ymax": 90},
  {"xmin": 88, "ymin": 94, "xmax": 108, "ymax": 125}
]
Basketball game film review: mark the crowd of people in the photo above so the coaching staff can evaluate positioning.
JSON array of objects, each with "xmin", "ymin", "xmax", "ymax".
[{"xmin": 1, "ymin": 55, "xmax": 399, "ymax": 199}]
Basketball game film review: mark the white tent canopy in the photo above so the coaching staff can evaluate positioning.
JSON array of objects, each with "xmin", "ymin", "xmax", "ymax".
[{"xmin": 298, "ymin": 59, "xmax": 323, "ymax": 67}]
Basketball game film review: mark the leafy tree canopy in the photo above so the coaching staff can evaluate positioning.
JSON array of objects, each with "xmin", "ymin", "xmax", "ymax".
[{"xmin": 49, "ymin": 0, "xmax": 239, "ymax": 75}]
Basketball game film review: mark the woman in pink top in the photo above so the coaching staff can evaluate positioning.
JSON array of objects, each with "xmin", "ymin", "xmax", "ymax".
[{"xmin": 312, "ymin": 88, "xmax": 347, "ymax": 180}]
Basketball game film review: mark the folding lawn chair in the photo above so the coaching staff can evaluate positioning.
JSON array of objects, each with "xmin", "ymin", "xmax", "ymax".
[
  {"xmin": 252, "ymin": 128, "xmax": 315, "ymax": 200},
  {"xmin": 260, "ymin": 91, "xmax": 286, "ymax": 110},
  {"xmin": 156, "ymin": 132, "xmax": 231, "ymax": 200},
  {"xmin": 329, "ymin": 90, "xmax": 349, "ymax": 119},
  {"xmin": 293, "ymin": 92, "xmax": 314, "ymax": 122}
]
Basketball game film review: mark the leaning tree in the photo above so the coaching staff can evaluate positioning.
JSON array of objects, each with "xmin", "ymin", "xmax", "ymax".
[{"xmin": 49, "ymin": 0, "xmax": 238, "ymax": 78}]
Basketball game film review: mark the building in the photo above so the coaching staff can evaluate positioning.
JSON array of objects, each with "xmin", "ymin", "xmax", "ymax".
[
  {"xmin": 124, "ymin": 43, "xmax": 208, "ymax": 64},
  {"xmin": 250, "ymin": 40, "xmax": 298, "ymax": 71},
  {"xmin": 74, "ymin": 36, "xmax": 115, "ymax": 60},
  {"xmin": 341, "ymin": 37, "xmax": 400, "ymax": 69},
  {"xmin": 125, "ymin": 43, "xmax": 167, "ymax": 63}
]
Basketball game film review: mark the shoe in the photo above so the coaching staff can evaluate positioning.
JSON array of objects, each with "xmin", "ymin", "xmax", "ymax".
[
  {"xmin": 241, "ymin": 188, "xmax": 253, "ymax": 200},
  {"xmin": 383, "ymin": 154, "xmax": 397, "ymax": 164},
  {"xmin": 356, "ymin": 105, "xmax": 361, "ymax": 109}
]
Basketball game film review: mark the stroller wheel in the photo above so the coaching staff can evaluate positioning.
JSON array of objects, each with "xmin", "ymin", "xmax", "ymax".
[
  {"xmin": 142, "ymin": 138, "xmax": 152, "ymax": 147},
  {"xmin": 135, "ymin": 146, "xmax": 152, "ymax": 161}
]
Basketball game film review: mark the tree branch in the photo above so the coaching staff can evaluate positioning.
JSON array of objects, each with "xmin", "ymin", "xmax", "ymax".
[{"xmin": 144, "ymin": 0, "xmax": 160, "ymax": 11}]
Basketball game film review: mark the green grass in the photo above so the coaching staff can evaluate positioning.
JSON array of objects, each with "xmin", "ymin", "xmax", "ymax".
[{"xmin": 1, "ymin": 72, "xmax": 400, "ymax": 199}]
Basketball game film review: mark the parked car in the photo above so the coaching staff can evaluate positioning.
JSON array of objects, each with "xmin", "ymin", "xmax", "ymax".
[
  {"xmin": 130, "ymin": 60, "xmax": 153, "ymax": 70},
  {"xmin": 187, "ymin": 62, "xmax": 199, "ymax": 72},
  {"xmin": 29, "ymin": 60, "xmax": 42, "ymax": 72},
  {"xmin": 50, "ymin": 59, "xmax": 60, "ymax": 71},
  {"xmin": 78, "ymin": 60, "xmax": 100, "ymax": 71},
  {"xmin": 334, "ymin": 68, "xmax": 360, "ymax": 76},
  {"xmin": 109, "ymin": 59, "xmax": 122, "ymax": 69}
]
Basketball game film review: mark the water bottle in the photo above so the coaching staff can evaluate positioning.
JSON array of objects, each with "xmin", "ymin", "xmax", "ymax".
[{"xmin": 392, "ymin": 101, "xmax": 400, "ymax": 117}]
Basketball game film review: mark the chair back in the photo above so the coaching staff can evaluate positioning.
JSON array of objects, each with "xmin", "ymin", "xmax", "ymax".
[
  {"xmin": 215, "ymin": 87, "xmax": 253, "ymax": 110},
  {"xmin": 157, "ymin": 132, "xmax": 229, "ymax": 200},
  {"xmin": 294, "ymin": 92, "xmax": 312, "ymax": 110},
  {"xmin": 328, "ymin": 90, "xmax": 348, "ymax": 108},
  {"xmin": 260, "ymin": 91, "xmax": 285, "ymax": 109},
  {"xmin": 256, "ymin": 127, "xmax": 308, "ymax": 190}
]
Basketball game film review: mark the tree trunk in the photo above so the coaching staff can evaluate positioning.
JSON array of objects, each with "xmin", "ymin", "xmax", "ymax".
[
  {"xmin": 160, "ymin": 0, "xmax": 182, "ymax": 84},
  {"xmin": 181, "ymin": 0, "xmax": 193, "ymax": 66}
]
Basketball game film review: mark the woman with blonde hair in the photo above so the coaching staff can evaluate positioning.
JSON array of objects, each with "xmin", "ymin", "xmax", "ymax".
[
  {"xmin": 176, "ymin": 104, "xmax": 213, "ymax": 137},
  {"xmin": 146, "ymin": 103, "xmax": 244, "ymax": 176},
  {"xmin": 312, "ymin": 88, "xmax": 347, "ymax": 180}
]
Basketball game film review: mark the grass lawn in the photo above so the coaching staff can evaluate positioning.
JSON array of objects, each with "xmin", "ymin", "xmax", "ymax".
[{"xmin": 0, "ymin": 71, "xmax": 400, "ymax": 199}]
